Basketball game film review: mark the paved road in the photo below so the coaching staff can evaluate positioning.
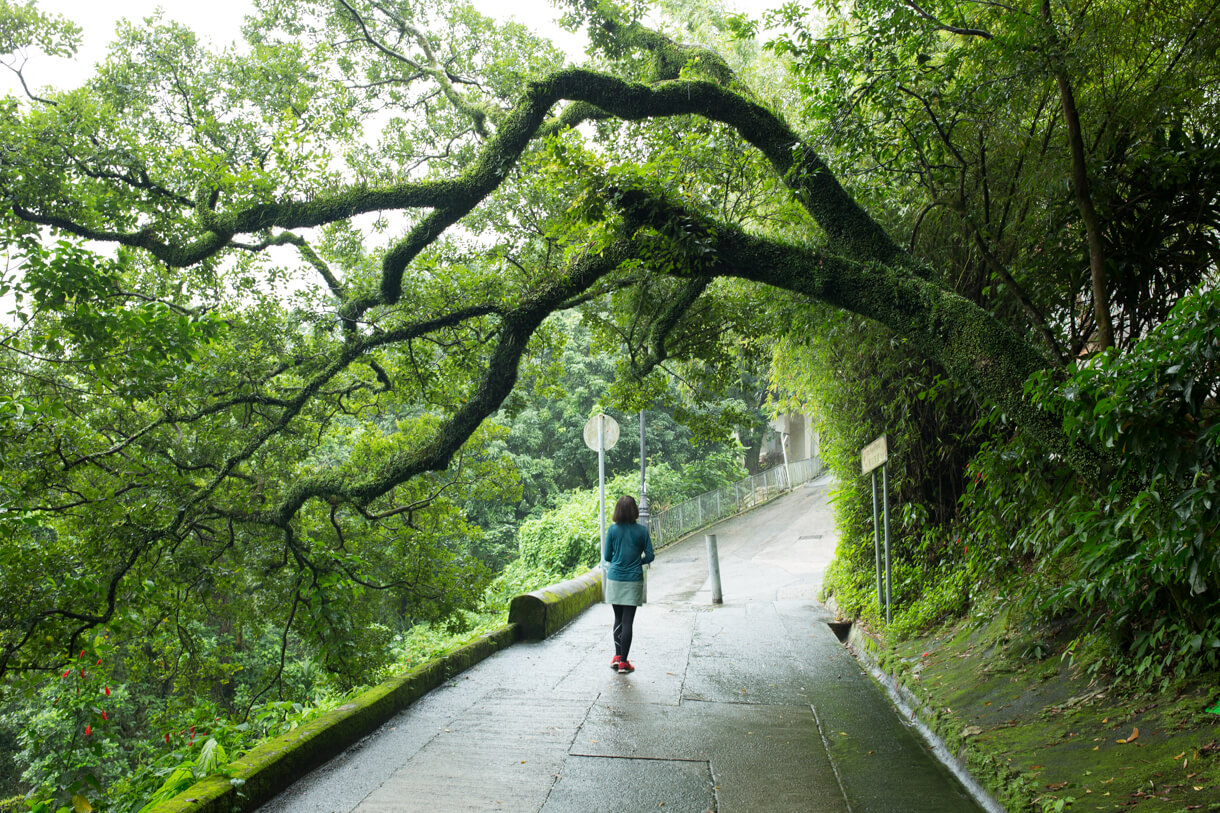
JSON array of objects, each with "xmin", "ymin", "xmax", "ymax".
[{"xmin": 259, "ymin": 476, "xmax": 984, "ymax": 812}]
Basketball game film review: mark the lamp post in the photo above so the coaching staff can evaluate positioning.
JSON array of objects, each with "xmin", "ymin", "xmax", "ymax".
[{"xmin": 638, "ymin": 410, "xmax": 649, "ymax": 522}]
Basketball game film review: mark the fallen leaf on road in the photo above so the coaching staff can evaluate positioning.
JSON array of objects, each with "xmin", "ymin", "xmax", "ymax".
[{"xmin": 1117, "ymin": 727, "xmax": 1140, "ymax": 744}]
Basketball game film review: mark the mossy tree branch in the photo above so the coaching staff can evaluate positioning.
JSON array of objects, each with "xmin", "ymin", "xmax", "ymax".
[{"xmin": 612, "ymin": 187, "xmax": 1111, "ymax": 487}]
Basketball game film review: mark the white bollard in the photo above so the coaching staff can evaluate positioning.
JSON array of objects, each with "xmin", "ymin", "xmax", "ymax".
[{"xmin": 706, "ymin": 534, "xmax": 723, "ymax": 604}]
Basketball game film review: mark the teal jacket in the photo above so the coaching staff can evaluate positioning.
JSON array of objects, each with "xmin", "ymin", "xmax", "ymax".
[{"xmin": 602, "ymin": 521, "xmax": 655, "ymax": 582}]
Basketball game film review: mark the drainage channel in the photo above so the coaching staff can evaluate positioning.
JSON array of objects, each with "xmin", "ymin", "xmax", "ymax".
[{"xmin": 827, "ymin": 621, "xmax": 1006, "ymax": 813}]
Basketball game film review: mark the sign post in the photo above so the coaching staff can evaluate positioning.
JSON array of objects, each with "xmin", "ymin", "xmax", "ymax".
[
  {"xmin": 860, "ymin": 434, "xmax": 891, "ymax": 623},
  {"xmin": 780, "ymin": 430, "xmax": 792, "ymax": 491},
  {"xmin": 583, "ymin": 413, "xmax": 620, "ymax": 547}
]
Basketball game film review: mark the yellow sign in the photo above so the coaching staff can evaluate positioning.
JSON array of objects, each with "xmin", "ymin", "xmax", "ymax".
[{"xmin": 860, "ymin": 435, "xmax": 888, "ymax": 474}]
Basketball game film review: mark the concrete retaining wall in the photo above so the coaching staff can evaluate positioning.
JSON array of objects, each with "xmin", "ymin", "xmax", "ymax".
[
  {"xmin": 147, "ymin": 571, "xmax": 603, "ymax": 813},
  {"xmin": 507, "ymin": 569, "xmax": 603, "ymax": 640}
]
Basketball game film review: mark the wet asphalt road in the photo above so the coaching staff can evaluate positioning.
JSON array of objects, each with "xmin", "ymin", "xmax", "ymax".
[{"xmin": 258, "ymin": 476, "xmax": 984, "ymax": 812}]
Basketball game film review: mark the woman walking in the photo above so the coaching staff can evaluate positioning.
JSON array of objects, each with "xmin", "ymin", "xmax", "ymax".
[{"xmin": 603, "ymin": 495, "xmax": 655, "ymax": 674}]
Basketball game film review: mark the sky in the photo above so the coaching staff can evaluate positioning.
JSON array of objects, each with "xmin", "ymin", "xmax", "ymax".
[
  {"xmin": 6, "ymin": 0, "xmax": 789, "ymax": 95},
  {"xmin": 3, "ymin": 0, "xmax": 589, "ymax": 94}
]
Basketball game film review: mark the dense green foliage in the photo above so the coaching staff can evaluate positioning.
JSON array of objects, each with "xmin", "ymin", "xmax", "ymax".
[
  {"xmin": 963, "ymin": 287, "xmax": 1220, "ymax": 683},
  {"xmin": 757, "ymin": 0, "xmax": 1219, "ymax": 681},
  {"xmin": 466, "ymin": 314, "xmax": 750, "ymax": 568},
  {"xmin": 772, "ymin": 303, "xmax": 984, "ymax": 638}
]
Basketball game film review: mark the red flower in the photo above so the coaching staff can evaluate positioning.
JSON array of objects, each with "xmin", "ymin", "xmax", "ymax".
[
  {"xmin": 62, "ymin": 670, "xmax": 70, "ymax": 678},
  {"xmin": 164, "ymin": 733, "xmax": 170, "ymax": 744},
  {"xmin": 102, "ymin": 711, "xmax": 108, "ymax": 721},
  {"xmin": 96, "ymin": 658, "xmax": 101, "ymax": 665},
  {"xmin": 79, "ymin": 650, "xmax": 85, "ymax": 658},
  {"xmin": 104, "ymin": 686, "xmax": 110, "ymax": 696},
  {"xmin": 85, "ymin": 725, "xmax": 92, "ymax": 736}
]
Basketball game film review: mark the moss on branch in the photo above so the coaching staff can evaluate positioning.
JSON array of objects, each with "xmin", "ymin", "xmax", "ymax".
[{"xmin": 614, "ymin": 189, "xmax": 1108, "ymax": 486}]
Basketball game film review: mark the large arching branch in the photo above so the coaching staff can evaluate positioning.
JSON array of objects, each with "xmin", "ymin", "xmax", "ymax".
[
  {"xmin": 612, "ymin": 187, "xmax": 1112, "ymax": 488},
  {"xmin": 265, "ymin": 235, "xmax": 646, "ymax": 525},
  {"xmin": 9, "ymin": 64, "xmax": 913, "ymax": 311}
]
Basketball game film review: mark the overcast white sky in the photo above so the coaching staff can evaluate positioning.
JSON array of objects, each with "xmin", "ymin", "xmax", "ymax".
[
  {"xmin": 6, "ymin": 0, "xmax": 787, "ymax": 96},
  {"xmin": 4, "ymin": 0, "xmax": 589, "ymax": 94}
]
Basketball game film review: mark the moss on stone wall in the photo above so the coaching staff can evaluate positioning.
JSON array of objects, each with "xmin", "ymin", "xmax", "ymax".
[{"xmin": 508, "ymin": 569, "xmax": 604, "ymax": 640}]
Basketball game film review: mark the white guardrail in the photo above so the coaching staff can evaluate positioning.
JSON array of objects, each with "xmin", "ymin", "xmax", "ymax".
[{"xmin": 645, "ymin": 456, "xmax": 824, "ymax": 548}]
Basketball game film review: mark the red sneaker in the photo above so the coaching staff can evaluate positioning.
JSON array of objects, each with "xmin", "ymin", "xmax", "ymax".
[
  {"xmin": 610, "ymin": 655, "xmax": 622, "ymax": 670},
  {"xmin": 617, "ymin": 659, "xmax": 634, "ymax": 674}
]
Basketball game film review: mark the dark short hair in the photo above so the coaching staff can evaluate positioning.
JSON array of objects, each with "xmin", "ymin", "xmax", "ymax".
[{"xmin": 612, "ymin": 495, "xmax": 639, "ymax": 524}]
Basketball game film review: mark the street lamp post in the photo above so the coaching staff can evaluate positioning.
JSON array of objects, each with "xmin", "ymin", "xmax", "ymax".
[{"xmin": 638, "ymin": 410, "xmax": 649, "ymax": 522}]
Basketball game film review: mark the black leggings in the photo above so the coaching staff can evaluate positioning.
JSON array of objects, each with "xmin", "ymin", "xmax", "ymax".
[{"xmin": 612, "ymin": 604, "xmax": 637, "ymax": 659}]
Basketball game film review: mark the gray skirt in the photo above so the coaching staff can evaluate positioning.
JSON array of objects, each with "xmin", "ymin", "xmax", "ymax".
[{"xmin": 604, "ymin": 577, "xmax": 646, "ymax": 606}]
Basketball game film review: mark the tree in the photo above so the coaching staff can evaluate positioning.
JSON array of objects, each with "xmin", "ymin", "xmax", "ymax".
[
  {"xmin": 747, "ymin": 0, "xmax": 1219, "ymax": 658},
  {"xmin": 0, "ymin": 0, "xmax": 1188, "ymax": 686},
  {"xmin": 750, "ymin": 0, "xmax": 1220, "ymax": 356}
]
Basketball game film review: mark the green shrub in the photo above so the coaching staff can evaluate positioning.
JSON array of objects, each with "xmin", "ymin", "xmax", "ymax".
[
  {"xmin": 517, "ymin": 490, "xmax": 603, "ymax": 573},
  {"xmin": 964, "ymin": 285, "xmax": 1220, "ymax": 684},
  {"xmin": 775, "ymin": 307, "xmax": 984, "ymax": 637}
]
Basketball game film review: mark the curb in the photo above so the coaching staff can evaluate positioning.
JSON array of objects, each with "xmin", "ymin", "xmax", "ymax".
[{"xmin": 149, "ymin": 572, "xmax": 602, "ymax": 813}]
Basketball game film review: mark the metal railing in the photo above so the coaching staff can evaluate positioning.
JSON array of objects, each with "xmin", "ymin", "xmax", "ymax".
[{"xmin": 645, "ymin": 456, "xmax": 824, "ymax": 549}]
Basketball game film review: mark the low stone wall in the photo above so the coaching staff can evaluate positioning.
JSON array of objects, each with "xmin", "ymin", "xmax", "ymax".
[
  {"xmin": 149, "ymin": 570, "xmax": 604, "ymax": 813},
  {"xmin": 507, "ymin": 569, "xmax": 603, "ymax": 640}
]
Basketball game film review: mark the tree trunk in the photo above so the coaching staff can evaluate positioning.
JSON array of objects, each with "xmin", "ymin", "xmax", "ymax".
[{"xmin": 1044, "ymin": 0, "xmax": 1115, "ymax": 351}]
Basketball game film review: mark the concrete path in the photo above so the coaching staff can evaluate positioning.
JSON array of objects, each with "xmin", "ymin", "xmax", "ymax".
[{"xmin": 259, "ymin": 476, "xmax": 984, "ymax": 812}]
